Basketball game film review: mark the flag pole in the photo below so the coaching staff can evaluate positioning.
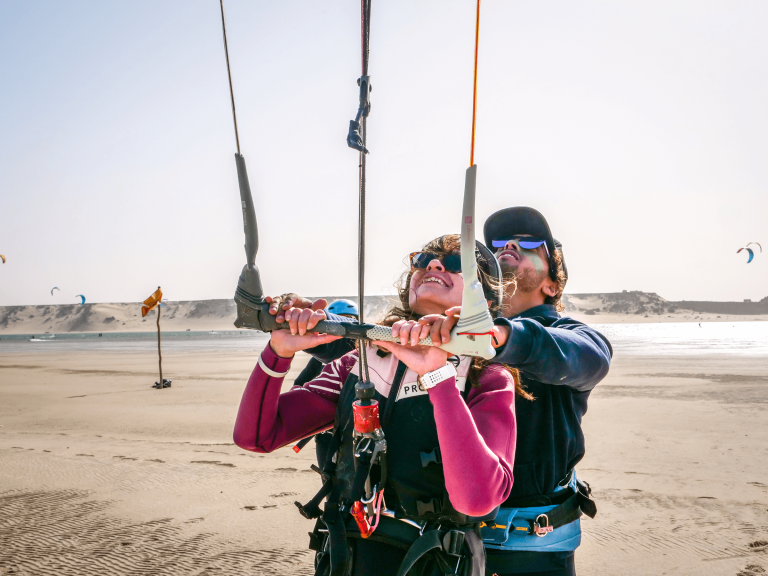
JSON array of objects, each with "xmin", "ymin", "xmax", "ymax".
[{"xmin": 156, "ymin": 286, "xmax": 163, "ymax": 388}]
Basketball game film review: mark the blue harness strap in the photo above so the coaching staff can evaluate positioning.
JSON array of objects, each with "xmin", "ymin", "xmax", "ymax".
[{"xmin": 481, "ymin": 471, "xmax": 595, "ymax": 553}]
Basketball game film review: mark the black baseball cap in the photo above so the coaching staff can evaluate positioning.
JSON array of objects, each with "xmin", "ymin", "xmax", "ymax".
[{"xmin": 483, "ymin": 206, "xmax": 568, "ymax": 281}]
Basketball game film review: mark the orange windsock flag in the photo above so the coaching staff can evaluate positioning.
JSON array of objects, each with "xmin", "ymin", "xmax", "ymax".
[{"xmin": 142, "ymin": 287, "xmax": 163, "ymax": 317}]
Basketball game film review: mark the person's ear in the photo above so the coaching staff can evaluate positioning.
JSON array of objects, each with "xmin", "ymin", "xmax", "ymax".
[{"xmin": 541, "ymin": 278, "xmax": 557, "ymax": 298}]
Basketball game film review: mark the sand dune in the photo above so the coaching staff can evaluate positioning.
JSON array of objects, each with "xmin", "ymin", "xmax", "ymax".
[
  {"xmin": 563, "ymin": 291, "xmax": 768, "ymax": 324},
  {"xmin": 0, "ymin": 296, "xmax": 399, "ymax": 335},
  {"xmin": 1, "ymin": 292, "xmax": 767, "ymax": 335}
]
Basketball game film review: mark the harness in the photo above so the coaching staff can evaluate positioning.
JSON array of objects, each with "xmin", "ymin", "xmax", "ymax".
[
  {"xmin": 482, "ymin": 470, "xmax": 597, "ymax": 554},
  {"xmin": 296, "ymin": 355, "xmax": 494, "ymax": 576}
]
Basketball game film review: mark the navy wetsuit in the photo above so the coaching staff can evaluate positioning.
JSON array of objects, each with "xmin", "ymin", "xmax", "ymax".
[{"xmin": 311, "ymin": 305, "xmax": 612, "ymax": 575}]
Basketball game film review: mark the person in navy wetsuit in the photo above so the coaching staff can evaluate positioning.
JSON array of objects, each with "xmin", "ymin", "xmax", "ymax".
[{"xmin": 266, "ymin": 207, "xmax": 612, "ymax": 576}]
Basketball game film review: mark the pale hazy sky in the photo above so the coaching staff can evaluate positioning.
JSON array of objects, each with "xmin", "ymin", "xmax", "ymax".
[{"xmin": 1, "ymin": 0, "xmax": 766, "ymax": 307}]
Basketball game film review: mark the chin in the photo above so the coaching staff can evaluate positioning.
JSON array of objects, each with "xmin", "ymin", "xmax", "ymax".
[{"xmin": 411, "ymin": 293, "xmax": 459, "ymax": 315}]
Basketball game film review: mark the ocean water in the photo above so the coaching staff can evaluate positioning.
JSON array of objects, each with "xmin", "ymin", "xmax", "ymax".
[
  {"xmin": 0, "ymin": 322, "xmax": 766, "ymax": 356},
  {"xmin": 593, "ymin": 321, "xmax": 768, "ymax": 357},
  {"xmin": 0, "ymin": 330, "xmax": 271, "ymax": 354}
]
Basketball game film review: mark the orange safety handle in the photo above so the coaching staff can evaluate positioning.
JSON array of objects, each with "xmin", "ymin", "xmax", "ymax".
[{"xmin": 351, "ymin": 501, "xmax": 373, "ymax": 538}]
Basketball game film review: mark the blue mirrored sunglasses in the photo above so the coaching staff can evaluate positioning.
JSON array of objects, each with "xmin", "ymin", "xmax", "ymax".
[{"xmin": 491, "ymin": 237, "xmax": 549, "ymax": 254}]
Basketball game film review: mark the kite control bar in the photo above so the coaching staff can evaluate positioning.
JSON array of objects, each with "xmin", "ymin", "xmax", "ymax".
[
  {"xmin": 234, "ymin": 292, "xmax": 495, "ymax": 359},
  {"xmin": 234, "ymin": 166, "xmax": 496, "ymax": 360}
]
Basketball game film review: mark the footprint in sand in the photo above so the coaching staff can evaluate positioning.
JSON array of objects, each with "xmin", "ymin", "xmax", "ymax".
[
  {"xmin": 75, "ymin": 454, "xmax": 94, "ymax": 457},
  {"xmin": 737, "ymin": 565, "xmax": 766, "ymax": 576},
  {"xmin": 190, "ymin": 460, "xmax": 236, "ymax": 468},
  {"xmin": 146, "ymin": 459, "xmax": 165, "ymax": 463},
  {"xmin": 275, "ymin": 467, "xmax": 297, "ymax": 472},
  {"xmin": 112, "ymin": 455, "xmax": 137, "ymax": 461},
  {"xmin": 269, "ymin": 492, "xmax": 298, "ymax": 498},
  {"xmin": 749, "ymin": 541, "xmax": 768, "ymax": 549}
]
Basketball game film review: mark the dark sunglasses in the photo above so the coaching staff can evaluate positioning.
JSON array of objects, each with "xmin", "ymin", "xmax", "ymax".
[
  {"xmin": 410, "ymin": 252, "xmax": 462, "ymax": 274},
  {"xmin": 492, "ymin": 236, "xmax": 550, "ymax": 257}
]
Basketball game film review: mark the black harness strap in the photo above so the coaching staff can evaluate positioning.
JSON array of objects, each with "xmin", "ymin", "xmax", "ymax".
[
  {"xmin": 529, "ymin": 479, "xmax": 596, "ymax": 533},
  {"xmin": 382, "ymin": 360, "xmax": 407, "ymax": 429},
  {"xmin": 323, "ymin": 485, "xmax": 349, "ymax": 576},
  {"xmin": 295, "ymin": 479, "xmax": 333, "ymax": 520},
  {"xmin": 395, "ymin": 529, "xmax": 443, "ymax": 576},
  {"xmin": 313, "ymin": 550, "xmax": 330, "ymax": 576},
  {"xmin": 462, "ymin": 531, "xmax": 485, "ymax": 576},
  {"xmin": 395, "ymin": 527, "xmax": 486, "ymax": 576},
  {"xmin": 349, "ymin": 443, "xmax": 374, "ymax": 503},
  {"xmin": 529, "ymin": 490, "xmax": 582, "ymax": 534}
]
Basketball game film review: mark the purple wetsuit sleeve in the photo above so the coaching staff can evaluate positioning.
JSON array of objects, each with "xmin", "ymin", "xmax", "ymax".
[
  {"xmin": 427, "ymin": 365, "xmax": 516, "ymax": 517},
  {"xmin": 233, "ymin": 344, "xmax": 352, "ymax": 453}
]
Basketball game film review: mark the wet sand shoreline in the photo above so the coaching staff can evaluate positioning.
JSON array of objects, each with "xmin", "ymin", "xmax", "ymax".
[{"xmin": 1, "ymin": 346, "xmax": 767, "ymax": 575}]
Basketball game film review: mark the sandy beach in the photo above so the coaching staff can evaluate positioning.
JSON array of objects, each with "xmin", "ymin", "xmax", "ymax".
[{"xmin": 1, "ymin": 329, "xmax": 767, "ymax": 576}]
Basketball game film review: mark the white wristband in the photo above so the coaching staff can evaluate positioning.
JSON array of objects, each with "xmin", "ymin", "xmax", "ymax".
[
  {"xmin": 418, "ymin": 363, "xmax": 458, "ymax": 390},
  {"xmin": 258, "ymin": 354, "xmax": 289, "ymax": 378}
]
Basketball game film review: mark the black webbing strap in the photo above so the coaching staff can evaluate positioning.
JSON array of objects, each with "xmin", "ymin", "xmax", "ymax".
[
  {"xmin": 576, "ymin": 477, "xmax": 598, "ymax": 518},
  {"xmin": 541, "ymin": 490, "xmax": 581, "ymax": 529},
  {"xmin": 313, "ymin": 550, "xmax": 330, "ymax": 576},
  {"xmin": 349, "ymin": 444, "xmax": 374, "ymax": 503},
  {"xmin": 295, "ymin": 478, "xmax": 333, "ymax": 520},
  {"xmin": 525, "ymin": 488, "xmax": 597, "ymax": 534},
  {"xmin": 294, "ymin": 434, "xmax": 314, "ymax": 452},
  {"xmin": 395, "ymin": 528, "xmax": 486, "ymax": 576},
  {"xmin": 463, "ymin": 530, "xmax": 485, "ymax": 576},
  {"xmin": 321, "ymin": 374, "xmax": 357, "ymax": 475},
  {"xmin": 323, "ymin": 486, "xmax": 349, "ymax": 576},
  {"xmin": 381, "ymin": 360, "xmax": 407, "ymax": 429},
  {"xmin": 296, "ymin": 370, "xmax": 358, "ymax": 519},
  {"xmin": 395, "ymin": 529, "xmax": 442, "ymax": 576}
]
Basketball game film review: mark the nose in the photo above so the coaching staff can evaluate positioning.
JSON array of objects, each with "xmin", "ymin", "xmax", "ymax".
[
  {"xmin": 504, "ymin": 240, "xmax": 519, "ymax": 252},
  {"xmin": 426, "ymin": 258, "xmax": 445, "ymax": 272}
]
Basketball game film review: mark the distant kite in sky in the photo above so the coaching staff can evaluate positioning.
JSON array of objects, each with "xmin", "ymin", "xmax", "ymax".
[
  {"xmin": 737, "ymin": 247, "xmax": 755, "ymax": 263},
  {"xmin": 0, "ymin": 254, "xmax": 5, "ymax": 264},
  {"xmin": 51, "ymin": 287, "xmax": 60, "ymax": 296},
  {"xmin": 76, "ymin": 294, "xmax": 86, "ymax": 305},
  {"xmin": 746, "ymin": 242, "xmax": 762, "ymax": 253}
]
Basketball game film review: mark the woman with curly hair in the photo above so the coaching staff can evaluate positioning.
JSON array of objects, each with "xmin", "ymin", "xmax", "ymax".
[{"xmin": 233, "ymin": 234, "xmax": 526, "ymax": 576}]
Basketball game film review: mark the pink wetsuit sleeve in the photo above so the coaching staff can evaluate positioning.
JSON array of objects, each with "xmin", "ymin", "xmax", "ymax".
[
  {"xmin": 427, "ymin": 364, "xmax": 516, "ymax": 517},
  {"xmin": 232, "ymin": 344, "xmax": 353, "ymax": 453}
]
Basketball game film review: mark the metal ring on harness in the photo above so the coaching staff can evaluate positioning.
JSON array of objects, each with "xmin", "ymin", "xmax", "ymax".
[
  {"xmin": 361, "ymin": 484, "xmax": 378, "ymax": 505},
  {"xmin": 533, "ymin": 514, "xmax": 553, "ymax": 537}
]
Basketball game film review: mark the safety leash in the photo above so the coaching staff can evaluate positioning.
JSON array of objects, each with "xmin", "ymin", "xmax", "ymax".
[
  {"xmin": 350, "ymin": 0, "xmax": 373, "ymax": 388},
  {"xmin": 346, "ymin": 2, "xmax": 384, "ymax": 540}
]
